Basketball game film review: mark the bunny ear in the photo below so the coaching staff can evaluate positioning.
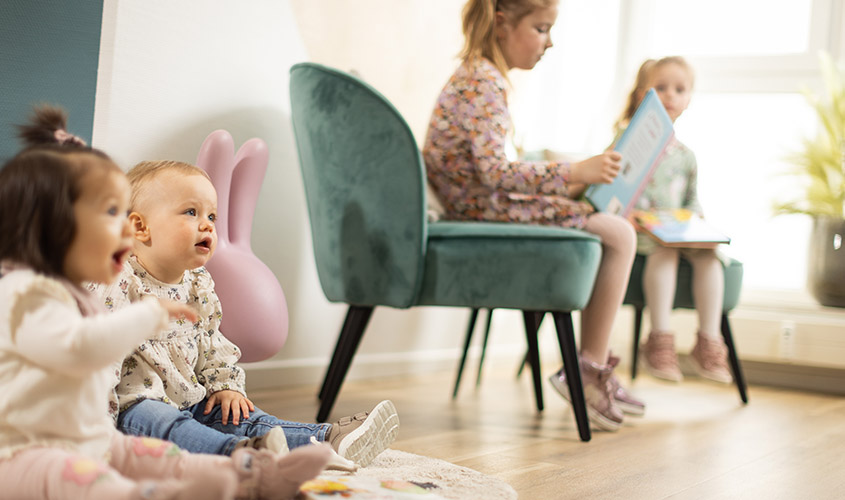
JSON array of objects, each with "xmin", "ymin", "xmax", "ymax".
[
  {"xmin": 229, "ymin": 138, "xmax": 269, "ymax": 248},
  {"xmin": 197, "ymin": 130, "xmax": 236, "ymax": 244}
]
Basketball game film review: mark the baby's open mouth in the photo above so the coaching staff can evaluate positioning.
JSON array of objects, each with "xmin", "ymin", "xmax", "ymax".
[
  {"xmin": 195, "ymin": 238, "xmax": 211, "ymax": 249},
  {"xmin": 112, "ymin": 247, "xmax": 130, "ymax": 265}
]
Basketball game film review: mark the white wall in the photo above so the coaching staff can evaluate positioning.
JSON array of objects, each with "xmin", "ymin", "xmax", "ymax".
[
  {"xmin": 91, "ymin": 0, "xmax": 535, "ymax": 392},
  {"xmin": 92, "ymin": 1, "xmax": 845, "ymax": 395}
]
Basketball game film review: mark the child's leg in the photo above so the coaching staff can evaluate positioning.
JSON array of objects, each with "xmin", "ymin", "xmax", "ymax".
[
  {"xmin": 580, "ymin": 212, "xmax": 636, "ymax": 364},
  {"xmin": 111, "ymin": 433, "xmax": 330, "ymax": 500},
  {"xmin": 192, "ymin": 402, "xmax": 330, "ymax": 449},
  {"xmin": 0, "ymin": 446, "xmax": 231, "ymax": 500},
  {"xmin": 641, "ymin": 246, "xmax": 683, "ymax": 382},
  {"xmin": 685, "ymin": 250, "xmax": 724, "ymax": 337},
  {"xmin": 195, "ymin": 400, "xmax": 395, "ymax": 469},
  {"xmin": 686, "ymin": 250, "xmax": 731, "ymax": 383},
  {"xmin": 643, "ymin": 246, "xmax": 680, "ymax": 332},
  {"xmin": 0, "ymin": 447, "xmax": 134, "ymax": 500},
  {"xmin": 554, "ymin": 213, "xmax": 634, "ymax": 431},
  {"xmin": 118, "ymin": 399, "xmax": 241, "ymax": 455}
]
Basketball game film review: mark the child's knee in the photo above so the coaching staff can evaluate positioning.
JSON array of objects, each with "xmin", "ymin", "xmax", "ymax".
[
  {"xmin": 609, "ymin": 215, "xmax": 637, "ymax": 254},
  {"xmin": 60, "ymin": 455, "xmax": 115, "ymax": 486}
]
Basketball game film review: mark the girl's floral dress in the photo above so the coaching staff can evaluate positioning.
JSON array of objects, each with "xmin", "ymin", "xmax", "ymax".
[{"xmin": 423, "ymin": 57, "xmax": 594, "ymax": 228}]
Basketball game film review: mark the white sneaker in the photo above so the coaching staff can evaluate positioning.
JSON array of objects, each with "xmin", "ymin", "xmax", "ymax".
[{"xmin": 327, "ymin": 400, "xmax": 399, "ymax": 467}]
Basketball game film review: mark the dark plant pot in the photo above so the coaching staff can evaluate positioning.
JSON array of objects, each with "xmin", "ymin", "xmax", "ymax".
[{"xmin": 808, "ymin": 216, "xmax": 845, "ymax": 307}]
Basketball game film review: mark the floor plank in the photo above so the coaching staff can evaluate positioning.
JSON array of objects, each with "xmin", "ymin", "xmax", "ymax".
[{"xmin": 248, "ymin": 361, "xmax": 845, "ymax": 499}]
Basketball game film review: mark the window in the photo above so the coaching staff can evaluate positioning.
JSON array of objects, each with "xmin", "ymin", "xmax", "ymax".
[{"xmin": 511, "ymin": 0, "xmax": 842, "ymax": 297}]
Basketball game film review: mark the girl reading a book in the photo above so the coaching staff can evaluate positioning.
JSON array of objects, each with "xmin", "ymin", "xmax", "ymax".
[
  {"xmin": 422, "ymin": 0, "xmax": 643, "ymax": 431},
  {"xmin": 616, "ymin": 57, "xmax": 732, "ymax": 384}
]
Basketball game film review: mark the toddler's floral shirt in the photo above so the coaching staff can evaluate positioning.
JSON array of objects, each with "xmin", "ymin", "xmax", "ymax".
[{"xmin": 91, "ymin": 256, "xmax": 246, "ymax": 418}]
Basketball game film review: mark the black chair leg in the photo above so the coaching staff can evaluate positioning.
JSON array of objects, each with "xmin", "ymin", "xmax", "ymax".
[
  {"xmin": 522, "ymin": 310, "xmax": 546, "ymax": 412},
  {"xmin": 319, "ymin": 307, "xmax": 363, "ymax": 401},
  {"xmin": 515, "ymin": 312, "xmax": 545, "ymax": 378},
  {"xmin": 515, "ymin": 351, "xmax": 529, "ymax": 378},
  {"xmin": 631, "ymin": 306, "xmax": 644, "ymax": 380},
  {"xmin": 552, "ymin": 311, "xmax": 591, "ymax": 442},
  {"xmin": 316, "ymin": 305, "xmax": 374, "ymax": 423},
  {"xmin": 475, "ymin": 308, "xmax": 495, "ymax": 387},
  {"xmin": 453, "ymin": 308, "xmax": 480, "ymax": 399},
  {"xmin": 721, "ymin": 313, "xmax": 749, "ymax": 404}
]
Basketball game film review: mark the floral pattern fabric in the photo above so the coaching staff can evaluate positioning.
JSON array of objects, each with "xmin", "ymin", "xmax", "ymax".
[
  {"xmin": 422, "ymin": 57, "xmax": 594, "ymax": 228},
  {"xmin": 90, "ymin": 256, "xmax": 246, "ymax": 415}
]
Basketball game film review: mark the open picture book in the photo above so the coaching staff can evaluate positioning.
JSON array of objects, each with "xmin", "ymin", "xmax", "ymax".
[
  {"xmin": 299, "ymin": 476, "xmax": 448, "ymax": 499},
  {"xmin": 585, "ymin": 88, "xmax": 674, "ymax": 216},
  {"xmin": 633, "ymin": 209, "xmax": 731, "ymax": 249}
]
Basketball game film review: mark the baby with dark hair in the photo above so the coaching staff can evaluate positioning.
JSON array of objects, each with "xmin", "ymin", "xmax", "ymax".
[{"xmin": 0, "ymin": 105, "xmax": 332, "ymax": 500}]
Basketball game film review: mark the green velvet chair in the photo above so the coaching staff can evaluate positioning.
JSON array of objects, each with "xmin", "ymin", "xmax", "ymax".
[
  {"xmin": 624, "ymin": 254, "xmax": 748, "ymax": 403},
  {"xmin": 289, "ymin": 62, "xmax": 604, "ymax": 441},
  {"xmin": 478, "ymin": 254, "xmax": 749, "ymax": 404},
  {"xmin": 459, "ymin": 254, "xmax": 748, "ymax": 406}
]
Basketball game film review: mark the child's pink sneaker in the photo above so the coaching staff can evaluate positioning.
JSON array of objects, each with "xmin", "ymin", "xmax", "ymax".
[
  {"xmin": 641, "ymin": 331, "xmax": 683, "ymax": 382},
  {"xmin": 690, "ymin": 332, "xmax": 732, "ymax": 384},
  {"xmin": 549, "ymin": 358, "xmax": 624, "ymax": 431},
  {"xmin": 607, "ymin": 354, "xmax": 646, "ymax": 416}
]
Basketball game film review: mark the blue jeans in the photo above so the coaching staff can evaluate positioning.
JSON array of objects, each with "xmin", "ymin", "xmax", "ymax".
[{"xmin": 117, "ymin": 399, "xmax": 331, "ymax": 455}]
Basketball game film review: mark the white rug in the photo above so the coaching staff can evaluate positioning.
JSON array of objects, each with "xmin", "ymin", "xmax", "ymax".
[{"xmin": 298, "ymin": 449, "xmax": 517, "ymax": 500}]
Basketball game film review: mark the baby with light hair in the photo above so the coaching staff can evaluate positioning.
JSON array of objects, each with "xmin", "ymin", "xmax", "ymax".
[{"xmin": 92, "ymin": 159, "xmax": 398, "ymax": 469}]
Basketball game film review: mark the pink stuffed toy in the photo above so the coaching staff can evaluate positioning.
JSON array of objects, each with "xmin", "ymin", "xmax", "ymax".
[{"xmin": 196, "ymin": 130, "xmax": 288, "ymax": 362}]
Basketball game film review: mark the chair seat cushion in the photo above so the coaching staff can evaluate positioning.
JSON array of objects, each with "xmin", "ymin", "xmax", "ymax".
[
  {"xmin": 623, "ymin": 253, "xmax": 743, "ymax": 311},
  {"xmin": 415, "ymin": 221, "xmax": 602, "ymax": 310}
]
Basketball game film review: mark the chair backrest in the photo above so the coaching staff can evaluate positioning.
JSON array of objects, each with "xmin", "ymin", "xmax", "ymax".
[{"xmin": 289, "ymin": 63, "xmax": 427, "ymax": 308}]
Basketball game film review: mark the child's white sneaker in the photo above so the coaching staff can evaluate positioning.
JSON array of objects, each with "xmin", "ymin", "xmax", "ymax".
[{"xmin": 326, "ymin": 400, "xmax": 399, "ymax": 467}]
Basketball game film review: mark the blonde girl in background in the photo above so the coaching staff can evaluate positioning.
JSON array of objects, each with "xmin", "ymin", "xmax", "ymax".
[
  {"xmin": 423, "ymin": 0, "xmax": 644, "ymax": 431},
  {"xmin": 0, "ymin": 106, "xmax": 331, "ymax": 500},
  {"xmin": 616, "ymin": 57, "xmax": 732, "ymax": 384}
]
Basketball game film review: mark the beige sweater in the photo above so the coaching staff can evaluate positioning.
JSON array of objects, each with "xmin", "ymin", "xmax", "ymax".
[{"xmin": 0, "ymin": 269, "xmax": 167, "ymax": 460}]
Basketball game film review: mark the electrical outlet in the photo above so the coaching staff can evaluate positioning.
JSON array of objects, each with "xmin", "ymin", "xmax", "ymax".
[{"xmin": 779, "ymin": 320, "xmax": 796, "ymax": 360}]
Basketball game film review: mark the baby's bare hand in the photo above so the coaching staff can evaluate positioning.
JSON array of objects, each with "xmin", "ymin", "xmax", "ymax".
[
  {"xmin": 572, "ymin": 151, "xmax": 622, "ymax": 185},
  {"xmin": 157, "ymin": 299, "xmax": 198, "ymax": 323}
]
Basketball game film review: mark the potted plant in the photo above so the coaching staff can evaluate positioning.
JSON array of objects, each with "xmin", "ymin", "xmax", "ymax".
[{"xmin": 775, "ymin": 52, "xmax": 845, "ymax": 307}]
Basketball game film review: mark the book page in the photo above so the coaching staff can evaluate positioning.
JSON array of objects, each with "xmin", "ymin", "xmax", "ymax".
[
  {"xmin": 634, "ymin": 209, "xmax": 731, "ymax": 248},
  {"xmin": 585, "ymin": 89, "xmax": 674, "ymax": 216}
]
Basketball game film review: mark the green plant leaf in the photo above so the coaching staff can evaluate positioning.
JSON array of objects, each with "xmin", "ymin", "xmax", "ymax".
[{"xmin": 777, "ymin": 51, "xmax": 845, "ymax": 219}]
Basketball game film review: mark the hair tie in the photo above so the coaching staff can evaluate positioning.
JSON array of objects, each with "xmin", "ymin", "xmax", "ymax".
[{"xmin": 54, "ymin": 129, "xmax": 87, "ymax": 147}]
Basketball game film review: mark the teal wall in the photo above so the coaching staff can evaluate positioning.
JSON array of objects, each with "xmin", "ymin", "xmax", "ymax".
[{"xmin": 0, "ymin": 0, "xmax": 103, "ymax": 163}]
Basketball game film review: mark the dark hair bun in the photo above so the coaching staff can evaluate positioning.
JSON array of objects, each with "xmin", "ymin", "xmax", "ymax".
[{"xmin": 16, "ymin": 105, "xmax": 86, "ymax": 148}]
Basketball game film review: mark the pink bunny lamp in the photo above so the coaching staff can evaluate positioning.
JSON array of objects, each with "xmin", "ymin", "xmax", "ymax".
[{"xmin": 196, "ymin": 130, "xmax": 288, "ymax": 362}]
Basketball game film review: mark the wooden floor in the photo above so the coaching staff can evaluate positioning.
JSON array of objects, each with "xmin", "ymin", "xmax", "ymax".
[{"xmin": 249, "ymin": 360, "xmax": 845, "ymax": 499}]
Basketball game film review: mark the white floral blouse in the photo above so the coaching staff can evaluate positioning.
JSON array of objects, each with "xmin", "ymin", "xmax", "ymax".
[{"xmin": 90, "ymin": 256, "xmax": 246, "ymax": 416}]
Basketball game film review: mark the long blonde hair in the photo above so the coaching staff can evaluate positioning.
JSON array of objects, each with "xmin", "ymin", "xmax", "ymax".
[
  {"xmin": 460, "ymin": 0, "xmax": 557, "ymax": 78},
  {"xmin": 614, "ymin": 56, "xmax": 695, "ymax": 133}
]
